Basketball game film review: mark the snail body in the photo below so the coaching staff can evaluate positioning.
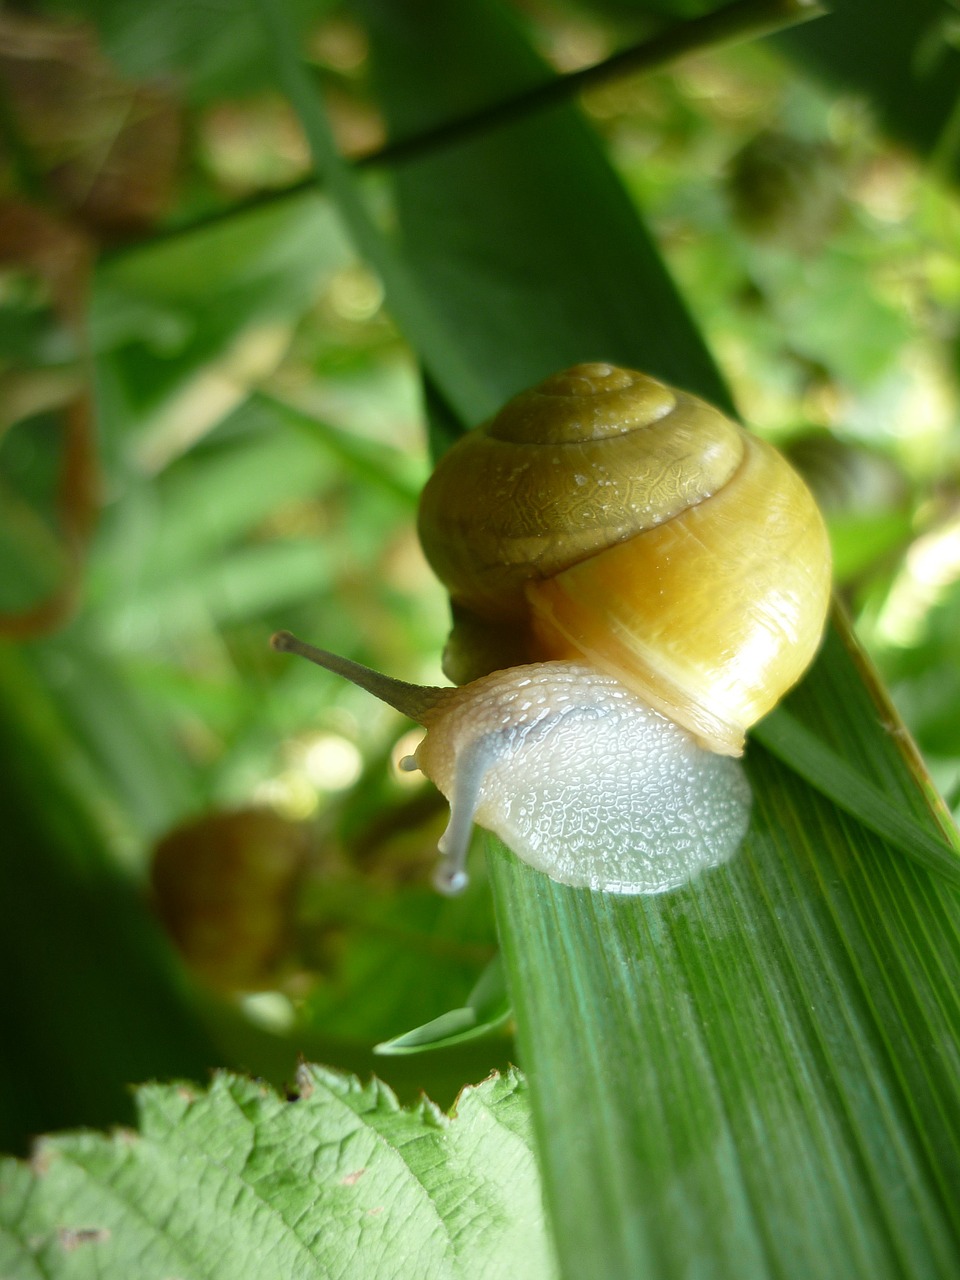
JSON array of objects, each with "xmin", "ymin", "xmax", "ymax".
[
  {"xmin": 409, "ymin": 661, "xmax": 752, "ymax": 895},
  {"xmin": 270, "ymin": 636, "xmax": 751, "ymax": 894},
  {"xmin": 273, "ymin": 362, "xmax": 830, "ymax": 896}
]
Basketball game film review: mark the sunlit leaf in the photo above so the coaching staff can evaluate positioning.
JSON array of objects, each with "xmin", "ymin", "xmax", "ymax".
[{"xmin": 0, "ymin": 1067, "xmax": 554, "ymax": 1280}]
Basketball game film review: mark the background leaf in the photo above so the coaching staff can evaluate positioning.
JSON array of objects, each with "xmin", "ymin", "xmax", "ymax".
[
  {"xmin": 357, "ymin": 0, "xmax": 732, "ymax": 418},
  {"xmin": 774, "ymin": 0, "xmax": 960, "ymax": 180},
  {"xmin": 0, "ymin": 647, "xmax": 216, "ymax": 1155}
]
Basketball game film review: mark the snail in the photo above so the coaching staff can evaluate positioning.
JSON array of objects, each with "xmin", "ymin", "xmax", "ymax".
[{"xmin": 273, "ymin": 362, "xmax": 831, "ymax": 896}]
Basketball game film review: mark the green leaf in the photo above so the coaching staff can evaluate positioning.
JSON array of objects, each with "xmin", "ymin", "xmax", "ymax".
[
  {"xmin": 828, "ymin": 511, "xmax": 913, "ymax": 583},
  {"xmin": 63, "ymin": 0, "xmax": 330, "ymax": 104},
  {"xmin": 489, "ymin": 774, "xmax": 960, "ymax": 1277},
  {"xmin": 0, "ymin": 1067, "xmax": 555, "ymax": 1280},
  {"xmin": 375, "ymin": 955, "xmax": 511, "ymax": 1055},
  {"xmin": 254, "ymin": 392, "xmax": 423, "ymax": 506},
  {"xmin": 0, "ymin": 646, "xmax": 215, "ymax": 1155},
  {"xmin": 93, "ymin": 192, "xmax": 352, "ymax": 472},
  {"xmin": 253, "ymin": 0, "xmax": 496, "ymax": 425},
  {"xmin": 355, "ymin": 0, "xmax": 733, "ymax": 419},
  {"xmin": 755, "ymin": 700, "xmax": 960, "ymax": 889},
  {"xmin": 299, "ymin": 873, "xmax": 500, "ymax": 1047}
]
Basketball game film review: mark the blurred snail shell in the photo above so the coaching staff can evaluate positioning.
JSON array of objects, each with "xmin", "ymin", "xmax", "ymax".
[{"xmin": 273, "ymin": 362, "xmax": 830, "ymax": 896}]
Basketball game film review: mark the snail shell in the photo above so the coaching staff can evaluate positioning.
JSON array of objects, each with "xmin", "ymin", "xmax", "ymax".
[{"xmin": 419, "ymin": 362, "xmax": 831, "ymax": 756}]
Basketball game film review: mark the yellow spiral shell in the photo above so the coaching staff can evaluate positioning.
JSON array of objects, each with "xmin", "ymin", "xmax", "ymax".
[{"xmin": 418, "ymin": 362, "xmax": 831, "ymax": 756}]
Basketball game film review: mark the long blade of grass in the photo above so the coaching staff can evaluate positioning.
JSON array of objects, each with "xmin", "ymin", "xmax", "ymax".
[{"xmin": 755, "ymin": 705, "xmax": 960, "ymax": 885}]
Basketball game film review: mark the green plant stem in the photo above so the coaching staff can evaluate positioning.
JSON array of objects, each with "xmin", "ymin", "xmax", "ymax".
[
  {"xmin": 109, "ymin": 0, "xmax": 826, "ymax": 258},
  {"xmin": 357, "ymin": 0, "xmax": 827, "ymax": 173}
]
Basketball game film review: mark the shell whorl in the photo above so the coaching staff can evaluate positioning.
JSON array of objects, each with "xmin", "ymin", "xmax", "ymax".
[
  {"xmin": 486, "ymin": 362, "xmax": 675, "ymax": 442},
  {"xmin": 418, "ymin": 362, "xmax": 744, "ymax": 624}
]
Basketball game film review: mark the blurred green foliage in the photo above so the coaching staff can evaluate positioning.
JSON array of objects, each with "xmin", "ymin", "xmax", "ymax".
[{"xmin": 1, "ymin": 0, "xmax": 959, "ymax": 1156}]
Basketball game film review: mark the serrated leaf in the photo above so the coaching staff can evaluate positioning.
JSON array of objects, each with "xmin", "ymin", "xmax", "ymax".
[{"xmin": 0, "ymin": 1067, "xmax": 554, "ymax": 1280}]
